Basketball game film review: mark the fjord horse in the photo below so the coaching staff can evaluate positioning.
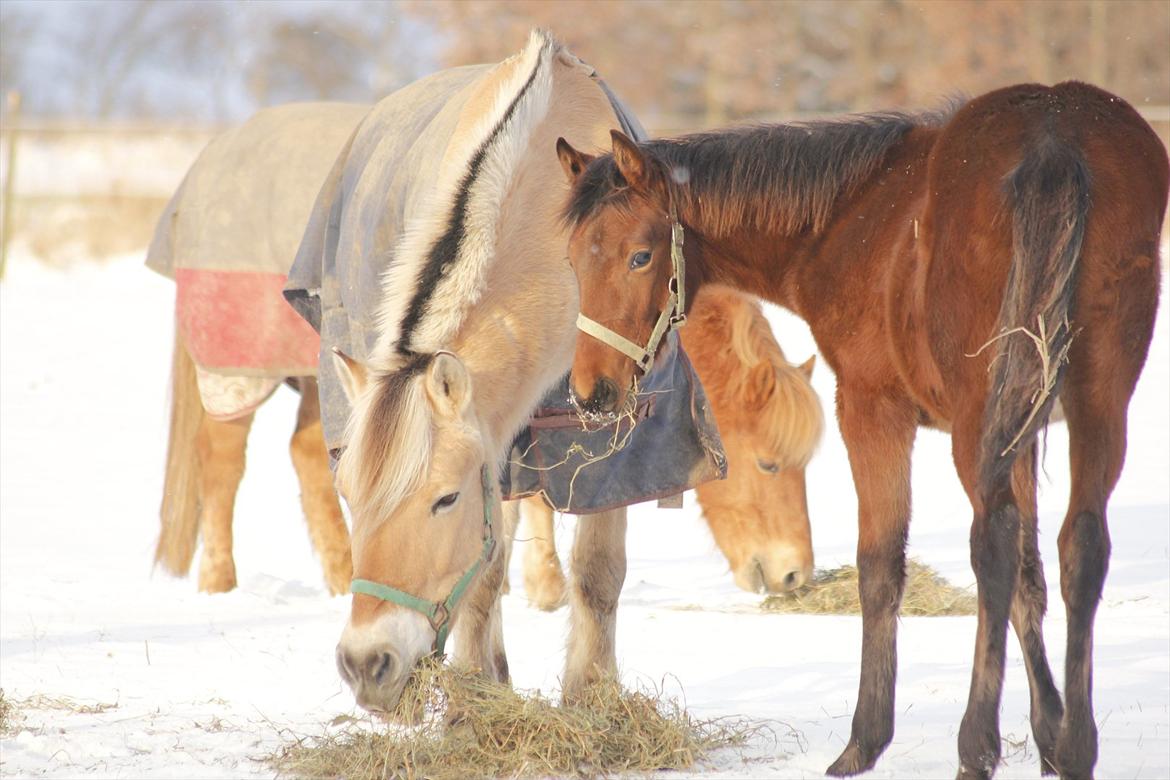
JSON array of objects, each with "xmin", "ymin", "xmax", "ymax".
[
  {"xmin": 518, "ymin": 286, "xmax": 822, "ymax": 608},
  {"xmin": 558, "ymin": 82, "xmax": 1167, "ymax": 778}
]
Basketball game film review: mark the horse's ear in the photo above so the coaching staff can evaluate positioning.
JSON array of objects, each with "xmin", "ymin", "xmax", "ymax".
[
  {"xmin": 610, "ymin": 129, "xmax": 659, "ymax": 193},
  {"xmin": 332, "ymin": 347, "xmax": 369, "ymax": 404},
  {"xmin": 743, "ymin": 361, "xmax": 777, "ymax": 410},
  {"xmin": 798, "ymin": 355, "xmax": 816, "ymax": 379},
  {"xmin": 556, "ymin": 137, "xmax": 594, "ymax": 184},
  {"xmin": 425, "ymin": 352, "xmax": 471, "ymax": 420}
]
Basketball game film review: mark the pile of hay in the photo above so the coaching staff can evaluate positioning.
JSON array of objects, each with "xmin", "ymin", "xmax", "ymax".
[
  {"xmin": 271, "ymin": 660, "xmax": 763, "ymax": 780},
  {"xmin": 0, "ymin": 689, "xmax": 14, "ymax": 737},
  {"xmin": 763, "ymin": 559, "xmax": 977, "ymax": 616}
]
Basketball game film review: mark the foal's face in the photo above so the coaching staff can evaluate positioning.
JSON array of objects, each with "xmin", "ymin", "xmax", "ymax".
[
  {"xmin": 567, "ymin": 200, "xmax": 677, "ymax": 414},
  {"xmin": 332, "ymin": 352, "xmax": 496, "ymax": 715},
  {"xmin": 559, "ymin": 132, "xmax": 683, "ymax": 416}
]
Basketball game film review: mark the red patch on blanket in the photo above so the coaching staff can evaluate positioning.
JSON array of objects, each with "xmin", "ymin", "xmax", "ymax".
[{"xmin": 176, "ymin": 269, "xmax": 319, "ymax": 374}]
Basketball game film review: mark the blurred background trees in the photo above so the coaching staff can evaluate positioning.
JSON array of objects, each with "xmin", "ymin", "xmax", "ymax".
[{"xmin": 1, "ymin": 0, "xmax": 1166, "ymax": 129}]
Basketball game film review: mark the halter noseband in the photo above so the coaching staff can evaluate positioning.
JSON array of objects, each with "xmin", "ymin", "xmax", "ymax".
[
  {"xmin": 349, "ymin": 463, "xmax": 497, "ymax": 657},
  {"xmin": 575, "ymin": 203, "xmax": 687, "ymax": 373}
]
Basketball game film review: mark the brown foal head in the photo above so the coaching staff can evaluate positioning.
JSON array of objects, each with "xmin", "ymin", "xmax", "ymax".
[
  {"xmin": 558, "ymin": 132, "xmax": 690, "ymax": 417},
  {"xmin": 331, "ymin": 350, "xmax": 496, "ymax": 715}
]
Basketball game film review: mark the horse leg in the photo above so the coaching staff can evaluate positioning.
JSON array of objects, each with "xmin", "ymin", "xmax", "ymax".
[
  {"xmin": 451, "ymin": 532, "xmax": 510, "ymax": 684},
  {"xmin": 827, "ymin": 388, "xmax": 917, "ymax": 777},
  {"xmin": 289, "ymin": 378, "xmax": 352, "ymax": 596},
  {"xmin": 1052, "ymin": 320, "xmax": 1150, "ymax": 779},
  {"xmin": 500, "ymin": 499, "xmax": 520, "ymax": 594},
  {"xmin": 1007, "ymin": 443, "xmax": 1063, "ymax": 775},
  {"xmin": 563, "ymin": 506, "xmax": 627, "ymax": 702},
  {"xmin": 522, "ymin": 496, "xmax": 567, "ymax": 611},
  {"xmin": 948, "ymin": 408, "xmax": 1025, "ymax": 780},
  {"xmin": 195, "ymin": 413, "xmax": 253, "ymax": 593}
]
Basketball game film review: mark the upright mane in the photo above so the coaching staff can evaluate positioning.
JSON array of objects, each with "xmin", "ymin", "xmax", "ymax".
[
  {"xmin": 683, "ymin": 289, "xmax": 823, "ymax": 468},
  {"xmin": 335, "ymin": 353, "xmax": 435, "ymax": 535},
  {"xmin": 374, "ymin": 30, "xmax": 560, "ymax": 362},
  {"xmin": 566, "ymin": 105, "xmax": 960, "ymax": 237}
]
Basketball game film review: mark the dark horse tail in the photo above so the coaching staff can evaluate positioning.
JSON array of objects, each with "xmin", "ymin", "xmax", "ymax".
[{"xmin": 979, "ymin": 132, "xmax": 1091, "ymax": 489}]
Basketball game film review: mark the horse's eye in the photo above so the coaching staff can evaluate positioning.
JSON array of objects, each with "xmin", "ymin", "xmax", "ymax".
[
  {"xmin": 629, "ymin": 250, "xmax": 652, "ymax": 269},
  {"xmin": 756, "ymin": 459, "xmax": 780, "ymax": 475},
  {"xmin": 431, "ymin": 492, "xmax": 460, "ymax": 514}
]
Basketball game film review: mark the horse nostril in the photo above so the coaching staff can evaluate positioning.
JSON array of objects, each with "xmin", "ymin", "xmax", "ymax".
[
  {"xmin": 590, "ymin": 378, "xmax": 620, "ymax": 412},
  {"xmin": 336, "ymin": 647, "xmax": 357, "ymax": 686},
  {"xmin": 371, "ymin": 651, "xmax": 395, "ymax": 686},
  {"xmin": 782, "ymin": 569, "xmax": 804, "ymax": 591}
]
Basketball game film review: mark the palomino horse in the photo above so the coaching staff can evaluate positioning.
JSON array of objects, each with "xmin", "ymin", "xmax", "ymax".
[
  {"xmin": 559, "ymin": 82, "xmax": 1167, "ymax": 778},
  {"xmin": 519, "ymin": 286, "xmax": 821, "ymax": 608},
  {"xmin": 291, "ymin": 33, "xmax": 720, "ymax": 715}
]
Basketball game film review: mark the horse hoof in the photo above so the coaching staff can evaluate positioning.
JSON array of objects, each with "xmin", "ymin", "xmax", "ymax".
[
  {"xmin": 198, "ymin": 566, "xmax": 237, "ymax": 594},
  {"xmin": 524, "ymin": 566, "xmax": 567, "ymax": 612},
  {"xmin": 826, "ymin": 742, "xmax": 879, "ymax": 777}
]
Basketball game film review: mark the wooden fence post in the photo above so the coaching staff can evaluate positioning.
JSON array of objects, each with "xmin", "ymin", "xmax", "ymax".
[{"xmin": 0, "ymin": 90, "xmax": 21, "ymax": 281}]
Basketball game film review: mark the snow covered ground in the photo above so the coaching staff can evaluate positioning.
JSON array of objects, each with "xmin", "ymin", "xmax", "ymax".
[{"xmin": 1, "ymin": 244, "xmax": 1167, "ymax": 779}]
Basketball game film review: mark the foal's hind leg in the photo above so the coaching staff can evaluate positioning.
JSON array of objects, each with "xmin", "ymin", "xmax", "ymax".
[
  {"xmin": 1008, "ymin": 443, "xmax": 1063, "ymax": 775},
  {"xmin": 827, "ymin": 388, "xmax": 917, "ymax": 777},
  {"xmin": 289, "ymin": 378, "xmax": 352, "ymax": 596},
  {"xmin": 950, "ymin": 410, "xmax": 1024, "ymax": 780},
  {"xmin": 521, "ymin": 496, "xmax": 567, "ymax": 611},
  {"xmin": 563, "ymin": 507, "xmax": 627, "ymax": 702},
  {"xmin": 196, "ymin": 413, "xmax": 253, "ymax": 593}
]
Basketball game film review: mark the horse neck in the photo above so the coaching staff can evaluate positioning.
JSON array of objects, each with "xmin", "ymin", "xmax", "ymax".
[
  {"xmin": 454, "ymin": 61, "xmax": 619, "ymax": 454},
  {"xmin": 672, "ymin": 123, "xmax": 937, "ymax": 314}
]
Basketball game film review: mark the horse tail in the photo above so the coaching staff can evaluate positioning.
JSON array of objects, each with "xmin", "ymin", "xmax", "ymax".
[
  {"xmin": 155, "ymin": 328, "xmax": 204, "ymax": 575},
  {"xmin": 979, "ymin": 132, "xmax": 1091, "ymax": 489}
]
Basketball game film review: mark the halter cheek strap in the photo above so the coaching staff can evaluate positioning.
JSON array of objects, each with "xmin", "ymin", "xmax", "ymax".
[
  {"xmin": 349, "ymin": 464, "xmax": 497, "ymax": 657},
  {"xmin": 576, "ymin": 203, "xmax": 687, "ymax": 374}
]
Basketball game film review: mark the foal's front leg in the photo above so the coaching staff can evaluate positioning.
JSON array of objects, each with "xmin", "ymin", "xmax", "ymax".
[
  {"xmin": 562, "ymin": 507, "xmax": 627, "ymax": 701},
  {"xmin": 827, "ymin": 388, "xmax": 917, "ymax": 777}
]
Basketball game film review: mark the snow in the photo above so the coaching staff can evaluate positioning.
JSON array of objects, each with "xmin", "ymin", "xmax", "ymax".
[{"xmin": 1, "ymin": 245, "xmax": 1167, "ymax": 778}]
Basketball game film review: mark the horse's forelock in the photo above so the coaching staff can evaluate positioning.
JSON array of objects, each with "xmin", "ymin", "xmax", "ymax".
[
  {"xmin": 337, "ymin": 355, "xmax": 435, "ymax": 533},
  {"xmin": 725, "ymin": 301, "xmax": 824, "ymax": 469}
]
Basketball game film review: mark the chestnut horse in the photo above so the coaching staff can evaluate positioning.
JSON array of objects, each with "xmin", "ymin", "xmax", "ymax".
[
  {"xmin": 518, "ymin": 286, "xmax": 821, "ymax": 607},
  {"xmin": 559, "ymin": 82, "xmax": 1167, "ymax": 779}
]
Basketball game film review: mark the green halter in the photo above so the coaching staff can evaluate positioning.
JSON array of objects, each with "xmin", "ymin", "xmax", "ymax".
[{"xmin": 349, "ymin": 464, "xmax": 497, "ymax": 657}]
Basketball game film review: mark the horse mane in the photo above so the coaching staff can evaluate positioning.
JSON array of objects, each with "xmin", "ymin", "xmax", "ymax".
[
  {"xmin": 566, "ymin": 104, "xmax": 960, "ymax": 237},
  {"xmin": 335, "ymin": 352, "xmax": 435, "ymax": 534},
  {"xmin": 684, "ymin": 289, "xmax": 823, "ymax": 468}
]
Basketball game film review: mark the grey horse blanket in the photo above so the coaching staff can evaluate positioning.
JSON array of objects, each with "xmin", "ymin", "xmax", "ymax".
[
  {"xmin": 282, "ymin": 34, "xmax": 725, "ymax": 513},
  {"xmin": 147, "ymin": 103, "xmax": 370, "ymax": 378}
]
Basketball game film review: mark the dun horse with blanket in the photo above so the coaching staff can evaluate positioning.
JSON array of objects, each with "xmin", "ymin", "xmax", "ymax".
[
  {"xmin": 147, "ymin": 104, "xmax": 821, "ymax": 600},
  {"xmin": 559, "ymin": 83, "xmax": 1167, "ymax": 778},
  {"xmin": 147, "ymin": 103, "xmax": 368, "ymax": 595},
  {"xmin": 284, "ymin": 33, "xmax": 727, "ymax": 713}
]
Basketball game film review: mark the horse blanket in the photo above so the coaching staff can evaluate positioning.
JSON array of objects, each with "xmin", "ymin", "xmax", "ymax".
[
  {"xmin": 286, "ymin": 33, "xmax": 725, "ymax": 513},
  {"xmin": 147, "ymin": 102, "xmax": 370, "ymax": 419}
]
